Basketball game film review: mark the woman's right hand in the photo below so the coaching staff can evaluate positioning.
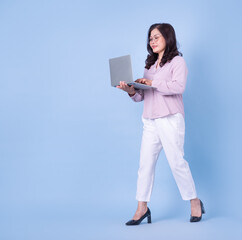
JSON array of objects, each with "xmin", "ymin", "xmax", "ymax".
[{"xmin": 116, "ymin": 81, "xmax": 136, "ymax": 96}]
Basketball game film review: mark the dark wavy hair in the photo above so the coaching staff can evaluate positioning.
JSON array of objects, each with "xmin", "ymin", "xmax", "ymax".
[{"xmin": 145, "ymin": 23, "xmax": 182, "ymax": 69}]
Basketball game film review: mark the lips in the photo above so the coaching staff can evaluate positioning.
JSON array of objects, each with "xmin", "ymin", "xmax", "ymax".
[{"xmin": 152, "ymin": 45, "xmax": 157, "ymax": 49}]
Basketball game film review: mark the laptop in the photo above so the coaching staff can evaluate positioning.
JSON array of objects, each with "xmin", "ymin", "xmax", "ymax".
[{"xmin": 109, "ymin": 55, "xmax": 156, "ymax": 90}]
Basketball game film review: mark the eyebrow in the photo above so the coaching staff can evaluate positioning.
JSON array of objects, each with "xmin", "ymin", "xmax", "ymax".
[{"xmin": 149, "ymin": 34, "xmax": 161, "ymax": 38}]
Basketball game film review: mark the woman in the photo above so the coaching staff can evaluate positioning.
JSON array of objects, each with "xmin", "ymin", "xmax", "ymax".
[{"xmin": 117, "ymin": 23, "xmax": 205, "ymax": 225}]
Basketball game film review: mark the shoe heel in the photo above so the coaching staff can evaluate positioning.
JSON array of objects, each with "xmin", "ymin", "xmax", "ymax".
[
  {"xmin": 200, "ymin": 201, "xmax": 205, "ymax": 214},
  {"xmin": 202, "ymin": 206, "xmax": 205, "ymax": 214},
  {"xmin": 147, "ymin": 215, "xmax": 151, "ymax": 224}
]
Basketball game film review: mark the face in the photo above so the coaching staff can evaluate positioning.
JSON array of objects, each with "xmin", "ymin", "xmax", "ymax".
[{"xmin": 149, "ymin": 28, "xmax": 166, "ymax": 54}]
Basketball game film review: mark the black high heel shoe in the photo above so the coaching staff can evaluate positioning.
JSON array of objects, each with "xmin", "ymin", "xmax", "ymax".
[
  {"xmin": 190, "ymin": 200, "xmax": 205, "ymax": 222},
  {"xmin": 125, "ymin": 208, "xmax": 151, "ymax": 226}
]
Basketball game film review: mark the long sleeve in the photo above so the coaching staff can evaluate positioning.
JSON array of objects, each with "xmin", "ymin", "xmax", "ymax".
[
  {"xmin": 151, "ymin": 57, "xmax": 188, "ymax": 95},
  {"xmin": 130, "ymin": 89, "xmax": 144, "ymax": 102}
]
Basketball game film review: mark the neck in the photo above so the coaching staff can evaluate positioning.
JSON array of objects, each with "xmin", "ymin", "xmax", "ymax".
[{"xmin": 157, "ymin": 51, "xmax": 164, "ymax": 65}]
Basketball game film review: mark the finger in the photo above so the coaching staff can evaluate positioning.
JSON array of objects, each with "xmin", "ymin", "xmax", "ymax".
[
  {"xmin": 120, "ymin": 82, "xmax": 124, "ymax": 88},
  {"xmin": 138, "ymin": 79, "xmax": 144, "ymax": 84},
  {"xmin": 122, "ymin": 82, "xmax": 127, "ymax": 87},
  {"xmin": 120, "ymin": 82, "xmax": 128, "ymax": 91},
  {"xmin": 119, "ymin": 82, "xmax": 125, "ymax": 90}
]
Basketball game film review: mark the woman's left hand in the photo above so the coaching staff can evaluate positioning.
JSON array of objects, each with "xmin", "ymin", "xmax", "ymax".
[{"xmin": 135, "ymin": 78, "xmax": 152, "ymax": 86}]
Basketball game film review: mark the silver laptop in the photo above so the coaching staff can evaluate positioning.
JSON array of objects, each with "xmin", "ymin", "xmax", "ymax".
[{"xmin": 109, "ymin": 55, "xmax": 156, "ymax": 90}]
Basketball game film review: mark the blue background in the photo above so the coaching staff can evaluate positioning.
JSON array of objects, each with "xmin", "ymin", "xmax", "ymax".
[{"xmin": 1, "ymin": 0, "xmax": 242, "ymax": 239}]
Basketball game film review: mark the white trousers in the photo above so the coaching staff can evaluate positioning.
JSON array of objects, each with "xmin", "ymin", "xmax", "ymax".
[{"xmin": 136, "ymin": 113, "xmax": 197, "ymax": 201}]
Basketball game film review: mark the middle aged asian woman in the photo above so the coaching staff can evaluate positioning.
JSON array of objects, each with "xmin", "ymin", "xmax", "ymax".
[{"xmin": 117, "ymin": 23, "xmax": 205, "ymax": 225}]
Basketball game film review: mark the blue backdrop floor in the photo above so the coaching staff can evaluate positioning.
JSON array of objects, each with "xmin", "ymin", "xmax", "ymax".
[{"xmin": 1, "ymin": 206, "xmax": 242, "ymax": 240}]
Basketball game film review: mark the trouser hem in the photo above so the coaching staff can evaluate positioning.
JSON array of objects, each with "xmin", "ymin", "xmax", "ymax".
[
  {"xmin": 136, "ymin": 197, "xmax": 150, "ymax": 202},
  {"xmin": 182, "ymin": 195, "xmax": 198, "ymax": 201}
]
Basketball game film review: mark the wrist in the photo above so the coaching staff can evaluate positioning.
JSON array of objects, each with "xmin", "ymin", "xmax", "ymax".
[{"xmin": 128, "ymin": 91, "xmax": 136, "ymax": 97}]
